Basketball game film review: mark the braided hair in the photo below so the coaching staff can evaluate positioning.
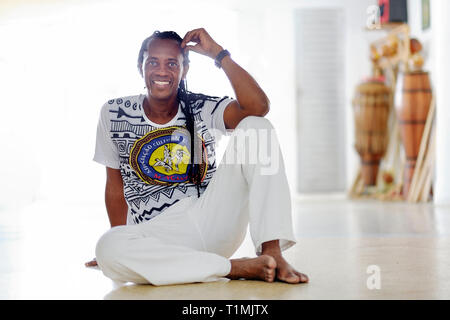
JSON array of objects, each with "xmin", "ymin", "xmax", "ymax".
[{"xmin": 137, "ymin": 31, "xmax": 213, "ymax": 197}]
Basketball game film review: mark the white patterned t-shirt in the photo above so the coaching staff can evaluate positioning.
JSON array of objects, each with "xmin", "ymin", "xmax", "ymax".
[{"xmin": 93, "ymin": 93, "xmax": 233, "ymax": 225}]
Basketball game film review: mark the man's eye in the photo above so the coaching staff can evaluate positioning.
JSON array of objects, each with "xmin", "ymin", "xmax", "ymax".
[
  {"xmin": 146, "ymin": 60, "xmax": 157, "ymax": 67},
  {"xmin": 168, "ymin": 62, "xmax": 178, "ymax": 67}
]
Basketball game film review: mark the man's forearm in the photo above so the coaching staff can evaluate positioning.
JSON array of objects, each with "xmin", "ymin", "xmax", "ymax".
[
  {"xmin": 221, "ymin": 55, "xmax": 270, "ymax": 116},
  {"xmin": 180, "ymin": 28, "xmax": 269, "ymax": 116},
  {"xmin": 105, "ymin": 188, "xmax": 128, "ymax": 227}
]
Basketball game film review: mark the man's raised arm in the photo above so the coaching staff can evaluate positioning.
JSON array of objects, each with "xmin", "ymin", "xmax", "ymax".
[{"xmin": 181, "ymin": 28, "xmax": 270, "ymax": 130}]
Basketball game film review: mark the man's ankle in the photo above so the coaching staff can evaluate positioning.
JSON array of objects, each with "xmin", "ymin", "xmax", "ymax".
[{"xmin": 261, "ymin": 240, "xmax": 282, "ymax": 257}]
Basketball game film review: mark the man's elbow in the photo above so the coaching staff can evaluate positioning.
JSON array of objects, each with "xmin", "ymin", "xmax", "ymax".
[{"xmin": 251, "ymin": 99, "xmax": 270, "ymax": 117}]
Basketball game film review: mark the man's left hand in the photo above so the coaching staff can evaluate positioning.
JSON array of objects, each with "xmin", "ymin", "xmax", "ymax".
[{"xmin": 181, "ymin": 28, "xmax": 223, "ymax": 60}]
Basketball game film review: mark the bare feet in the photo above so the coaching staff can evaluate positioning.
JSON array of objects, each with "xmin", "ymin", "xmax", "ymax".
[
  {"xmin": 227, "ymin": 255, "xmax": 277, "ymax": 282},
  {"xmin": 271, "ymin": 253, "xmax": 309, "ymax": 284},
  {"xmin": 261, "ymin": 240, "xmax": 309, "ymax": 284}
]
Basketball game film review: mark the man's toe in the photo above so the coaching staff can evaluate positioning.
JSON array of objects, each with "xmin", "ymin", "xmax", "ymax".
[
  {"xmin": 295, "ymin": 271, "xmax": 309, "ymax": 283},
  {"xmin": 279, "ymin": 271, "xmax": 300, "ymax": 283}
]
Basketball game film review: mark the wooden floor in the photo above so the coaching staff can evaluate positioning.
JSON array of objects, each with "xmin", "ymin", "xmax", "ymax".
[{"xmin": 1, "ymin": 196, "xmax": 449, "ymax": 299}]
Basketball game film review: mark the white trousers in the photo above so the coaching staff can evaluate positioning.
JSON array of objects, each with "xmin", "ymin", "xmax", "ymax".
[{"xmin": 95, "ymin": 116, "xmax": 296, "ymax": 285}]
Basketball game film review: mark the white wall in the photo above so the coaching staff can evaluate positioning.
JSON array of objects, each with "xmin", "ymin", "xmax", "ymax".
[{"xmin": 431, "ymin": 0, "xmax": 450, "ymax": 205}]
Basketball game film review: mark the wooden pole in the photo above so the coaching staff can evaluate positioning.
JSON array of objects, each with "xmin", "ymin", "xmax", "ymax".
[
  {"xmin": 407, "ymin": 95, "xmax": 436, "ymax": 202},
  {"xmin": 420, "ymin": 133, "xmax": 436, "ymax": 202}
]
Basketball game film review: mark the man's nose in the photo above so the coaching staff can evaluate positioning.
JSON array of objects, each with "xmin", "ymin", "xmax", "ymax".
[{"xmin": 154, "ymin": 64, "xmax": 170, "ymax": 76}]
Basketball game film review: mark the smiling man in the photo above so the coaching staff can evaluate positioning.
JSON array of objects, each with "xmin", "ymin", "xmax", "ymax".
[{"xmin": 90, "ymin": 29, "xmax": 308, "ymax": 285}]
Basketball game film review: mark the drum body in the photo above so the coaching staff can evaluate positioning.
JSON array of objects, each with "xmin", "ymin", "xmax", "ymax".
[
  {"xmin": 395, "ymin": 71, "xmax": 432, "ymax": 197},
  {"xmin": 353, "ymin": 79, "xmax": 391, "ymax": 186}
]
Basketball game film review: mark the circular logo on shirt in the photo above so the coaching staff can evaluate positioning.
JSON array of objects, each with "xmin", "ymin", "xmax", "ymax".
[{"xmin": 129, "ymin": 126, "xmax": 208, "ymax": 185}]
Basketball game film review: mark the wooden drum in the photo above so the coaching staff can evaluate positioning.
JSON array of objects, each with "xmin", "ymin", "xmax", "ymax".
[
  {"xmin": 353, "ymin": 79, "xmax": 391, "ymax": 186},
  {"xmin": 395, "ymin": 71, "xmax": 432, "ymax": 197}
]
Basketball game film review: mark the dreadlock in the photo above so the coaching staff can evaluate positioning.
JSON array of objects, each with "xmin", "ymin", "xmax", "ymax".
[{"xmin": 137, "ymin": 31, "xmax": 212, "ymax": 197}]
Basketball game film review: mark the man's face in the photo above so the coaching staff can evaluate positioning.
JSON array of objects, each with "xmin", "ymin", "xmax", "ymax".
[{"xmin": 142, "ymin": 38, "xmax": 188, "ymax": 101}]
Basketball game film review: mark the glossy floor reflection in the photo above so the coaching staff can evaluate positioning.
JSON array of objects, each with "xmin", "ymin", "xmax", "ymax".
[{"xmin": 1, "ymin": 196, "xmax": 449, "ymax": 299}]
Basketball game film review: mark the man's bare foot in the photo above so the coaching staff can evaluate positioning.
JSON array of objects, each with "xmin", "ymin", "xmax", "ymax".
[
  {"xmin": 262, "ymin": 240, "xmax": 309, "ymax": 284},
  {"xmin": 272, "ymin": 253, "xmax": 309, "ymax": 284},
  {"xmin": 227, "ymin": 255, "xmax": 277, "ymax": 282}
]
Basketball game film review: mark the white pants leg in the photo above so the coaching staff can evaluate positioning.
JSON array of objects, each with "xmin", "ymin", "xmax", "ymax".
[
  {"xmin": 95, "ymin": 116, "xmax": 296, "ymax": 285},
  {"xmin": 190, "ymin": 116, "xmax": 296, "ymax": 257},
  {"xmin": 95, "ymin": 198, "xmax": 230, "ymax": 285}
]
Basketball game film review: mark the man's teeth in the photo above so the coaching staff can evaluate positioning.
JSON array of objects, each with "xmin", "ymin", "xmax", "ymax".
[{"xmin": 154, "ymin": 81, "xmax": 170, "ymax": 85}]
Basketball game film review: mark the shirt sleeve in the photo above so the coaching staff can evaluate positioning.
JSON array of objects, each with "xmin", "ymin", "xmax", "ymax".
[
  {"xmin": 93, "ymin": 102, "xmax": 121, "ymax": 169},
  {"xmin": 201, "ymin": 96, "xmax": 234, "ymax": 136}
]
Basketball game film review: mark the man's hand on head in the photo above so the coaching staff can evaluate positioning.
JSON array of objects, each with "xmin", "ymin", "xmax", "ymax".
[
  {"xmin": 181, "ymin": 28, "xmax": 223, "ymax": 60},
  {"xmin": 181, "ymin": 28, "xmax": 270, "ymax": 129}
]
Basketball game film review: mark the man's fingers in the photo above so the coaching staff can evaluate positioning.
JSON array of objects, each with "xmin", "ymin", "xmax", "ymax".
[
  {"xmin": 184, "ymin": 36, "xmax": 201, "ymax": 48},
  {"xmin": 85, "ymin": 258, "xmax": 98, "ymax": 267},
  {"xmin": 182, "ymin": 28, "xmax": 218, "ymax": 58},
  {"xmin": 185, "ymin": 44, "xmax": 202, "ymax": 54},
  {"xmin": 182, "ymin": 30, "xmax": 200, "ymax": 47},
  {"xmin": 182, "ymin": 29, "xmax": 205, "ymax": 47},
  {"xmin": 181, "ymin": 31, "xmax": 192, "ymax": 48}
]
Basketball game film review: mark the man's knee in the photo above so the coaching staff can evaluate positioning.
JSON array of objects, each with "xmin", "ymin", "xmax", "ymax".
[
  {"xmin": 95, "ymin": 227, "xmax": 127, "ymax": 267},
  {"xmin": 235, "ymin": 116, "xmax": 274, "ymax": 131}
]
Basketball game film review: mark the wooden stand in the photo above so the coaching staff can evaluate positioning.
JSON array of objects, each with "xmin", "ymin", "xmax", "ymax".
[{"xmin": 349, "ymin": 23, "xmax": 435, "ymax": 202}]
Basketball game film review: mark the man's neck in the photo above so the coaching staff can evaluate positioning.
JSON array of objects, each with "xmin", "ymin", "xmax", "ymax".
[{"xmin": 144, "ymin": 95, "xmax": 179, "ymax": 124}]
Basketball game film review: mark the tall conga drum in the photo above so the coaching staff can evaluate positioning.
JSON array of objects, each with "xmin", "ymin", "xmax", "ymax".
[
  {"xmin": 395, "ymin": 71, "xmax": 432, "ymax": 197},
  {"xmin": 353, "ymin": 78, "xmax": 391, "ymax": 186}
]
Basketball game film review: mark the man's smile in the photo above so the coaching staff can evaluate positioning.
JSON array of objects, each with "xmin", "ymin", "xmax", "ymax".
[{"xmin": 152, "ymin": 80, "xmax": 171, "ymax": 88}]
